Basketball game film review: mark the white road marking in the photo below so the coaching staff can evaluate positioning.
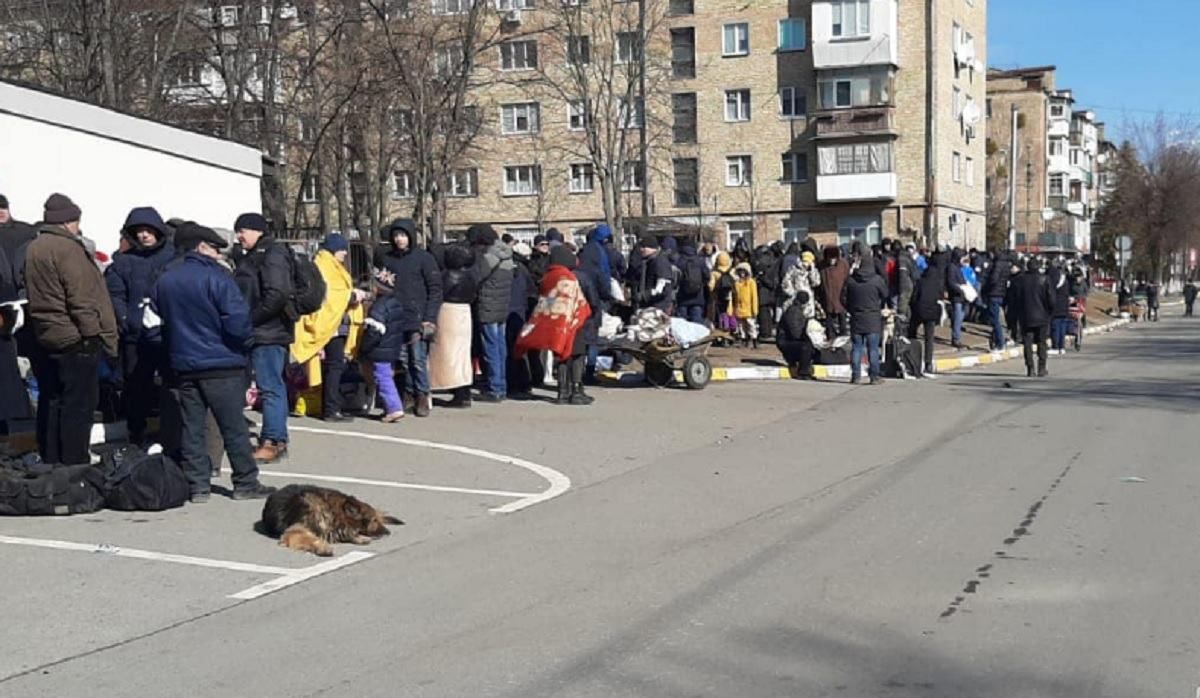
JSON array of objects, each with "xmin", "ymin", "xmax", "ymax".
[
  {"xmin": 259, "ymin": 470, "xmax": 537, "ymax": 499},
  {"xmin": 228, "ymin": 551, "xmax": 374, "ymax": 600},
  {"xmin": 281, "ymin": 424, "xmax": 571, "ymax": 514}
]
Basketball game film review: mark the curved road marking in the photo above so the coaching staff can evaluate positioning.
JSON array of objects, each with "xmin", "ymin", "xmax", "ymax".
[
  {"xmin": 258, "ymin": 471, "xmax": 537, "ymax": 499},
  {"xmin": 280, "ymin": 424, "xmax": 571, "ymax": 514}
]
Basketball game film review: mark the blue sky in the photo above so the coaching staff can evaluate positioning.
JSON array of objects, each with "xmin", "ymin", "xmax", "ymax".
[{"xmin": 988, "ymin": 0, "xmax": 1199, "ymax": 143}]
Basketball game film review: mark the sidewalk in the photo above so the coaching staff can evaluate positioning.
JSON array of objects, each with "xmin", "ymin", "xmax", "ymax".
[{"xmin": 600, "ymin": 290, "xmax": 1135, "ymax": 385}]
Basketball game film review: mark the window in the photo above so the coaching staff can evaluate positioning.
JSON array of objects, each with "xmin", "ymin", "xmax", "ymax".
[
  {"xmin": 620, "ymin": 97, "xmax": 644, "ymax": 129},
  {"xmin": 500, "ymin": 102, "xmax": 540, "ymax": 134},
  {"xmin": 781, "ymin": 152, "xmax": 808, "ymax": 183},
  {"xmin": 616, "ymin": 32, "xmax": 641, "ymax": 65},
  {"xmin": 986, "ymin": 98, "xmax": 992, "ymax": 118},
  {"xmin": 727, "ymin": 221, "xmax": 752, "ymax": 249},
  {"xmin": 965, "ymin": 157, "xmax": 975, "ymax": 187},
  {"xmin": 393, "ymin": 171, "xmax": 414, "ymax": 198},
  {"xmin": 726, "ymin": 155, "xmax": 752, "ymax": 186},
  {"xmin": 432, "ymin": 0, "xmax": 469, "ymax": 14},
  {"xmin": 832, "ymin": 0, "xmax": 870, "ymax": 38},
  {"xmin": 568, "ymin": 100, "xmax": 590, "ymax": 131},
  {"xmin": 818, "ymin": 67, "xmax": 891, "ymax": 109},
  {"xmin": 724, "ymin": 89, "xmax": 751, "ymax": 122},
  {"xmin": 622, "ymin": 161, "xmax": 645, "ymax": 191},
  {"xmin": 722, "ymin": 23, "xmax": 749, "ymax": 57},
  {"xmin": 778, "ymin": 19, "xmax": 806, "ymax": 51},
  {"xmin": 500, "ymin": 40, "xmax": 538, "ymax": 70},
  {"xmin": 817, "ymin": 143, "xmax": 893, "ymax": 175},
  {"xmin": 1049, "ymin": 174, "xmax": 1064, "ymax": 197},
  {"xmin": 219, "ymin": 5, "xmax": 240, "ymax": 26},
  {"xmin": 668, "ymin": 0, "xmax": 693, "ymax": 15},
  {"xmin": 952, "ymin": 151, "xmax": 962, "ymax": 182},
  {"xmin": 569, "ymin": 163, "xmax": 595, "ymax": 193},
  {"xmin": 953, "ymin": 86, "xmax": 963, "ymax": 120},
  {"xmin": 504, "ymin": 165, "xmax": 541, "ymax": 196},
  {"xmin": 672, "ymin": 93, "xmax": 697, "ymax": 144},
  {"xmin": 1050, "ymin": 104, "xmax": 1065, "ymax": 118},
  {"xmin": 1069, "ymin": 149, "xmax": 1081, "ymax": 166},
  {"xmin": 673, "ymin": 158, "xmax": 699, "ymax": 206},
  {"xmin": 1050, "ymin": 139, "xmax": 1064, "ymax": 156},
  {"xmin": 436, "ymin": 43, "xmax": 464, "ymax": 78},
  {"xmin": 449, "ymin": 168, "xmax": 478, "ymax": 197},
  {"xmin": 567, "ymin": 36, "xmax": 591, "ymax": 65},
  {"xmin": 780, "ymin": 87, "xmax": 806, "ymax": 119},
  {"xmin": 497, "ymin": 0, "xmax": 534, "ymax": 8},
  {"xmin": 671, "ymin": 28, "xmax": 696, "ymax": 79},
  {"xmin": 782, "ymin": 217, "xmax": 809, "ymax": 244},
  {"xmin": 300, "ymin": 116, "xmax": 317, "ymax": 143},
  {"xmin": 837, "ymin": 215, "xmax": 881, "ymax": 246},
  {"xmin": 301, "ymin": 175, "xmax": 319, "ymax": 203}
]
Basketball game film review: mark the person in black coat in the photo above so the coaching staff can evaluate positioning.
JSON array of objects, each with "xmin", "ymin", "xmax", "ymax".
[
  {"xmin": 0, "ymin": 194, "xmax": 37, "ymax": 278},
  {"xmin": 233, "ymin": 213, "xmax": 293, "ymax": 462},
  {"xmin": 506, "ymin": 245, "xmax": 538, "ymax": 398},
  {"xmin": 0, "ymin": 243, "xmax": 32, "ymax": 429},
  {"xmin": 777, "ymin": 289, "xmax": 815, "ymax": 380},
  {"xmin": 983, "ymin": 249, "xmax": 1014, "ymax": 349},
  {"xmin": 944, "ymin": 248, "xmax": 969, "ymax": 350},
  {"xmin": 1047, "ymin": 261, "xmax": 1072, "ymax": 352},
  {"xmin": 1006, "ymin": 257, "xmax": 1054, "ymax": 377},
  {"xmin": 632, "ymin": 236, "xmax": 675, "ymax": 311},
  {"xmin": 909, "ymin": 251, "xmax": 947, "ymax": 375},
  {"xmin": 1184, "ymin": 280, "xmax": 1197, "ymax": 317},
  {"xmin": 753, "ymin": 242, "xmax": 783, "ymax": 340},
  {"xmin": 467, "ymin": 224, "xmax": 514, "ymax": 402},
  {"xmin": 842, "ymin": 250, "xmax": 889, "ymax": 384},
  {"xmin": 374, "ymin": 218, "xmax": 443, "ymax": 416},
  {"xmin": 674, "ymin": 243, "xmax": 709, "ymax": 323},
  {"xmin": 567, "ymin": 249, "xmax": 602, "ymax": 406}
]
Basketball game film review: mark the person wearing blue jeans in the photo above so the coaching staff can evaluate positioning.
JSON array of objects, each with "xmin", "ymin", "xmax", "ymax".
[
  {"xmin": 1050, "ymin": 317, "xmax": 1069, "ymax": 352},
  {"xmin": 843, "ymin": 248, "xmax": 889, "ymax": 386},
  {"xmin": 951, "ymin": 301, "xmax": 967, "ymax": 347},
  {"xmin": 399, "ymin": 332, "xmax": 431, "ymax": 400},
  {"xmin": 468, "ymin": 224, "xmax": 515, "ymax": 402},
  {"xmin": 251, "ymin": 344, "xmax": 288, "ymax": 447},
  {"xmin": 988, "ymin": 297, "xmax": 1006, "ymax": 350},
  {"xmin": 478, "ymin": 323, "xmax": 507, "ymax": 399},
  {"xmin": 850, "ymin": 332, "xmax": 882, "ymax": 383}
]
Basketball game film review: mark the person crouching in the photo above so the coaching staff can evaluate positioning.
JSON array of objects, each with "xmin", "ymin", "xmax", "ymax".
[{"xmin": 778, "ymin": 290, "xmax": 815, "ymax": 380}]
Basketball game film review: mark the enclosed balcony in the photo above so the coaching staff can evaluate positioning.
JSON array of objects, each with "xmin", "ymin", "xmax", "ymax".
[
  {"xmin": 811, "ymin": 0, "xmax": 898, "ymax": 69},
  {"xmin": 813, "ymin": 106, "xmax": 897, "ymax": 140}
]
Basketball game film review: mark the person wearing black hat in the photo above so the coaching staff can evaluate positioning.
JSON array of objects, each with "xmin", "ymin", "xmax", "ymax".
[
  {"xmin": 150, "ymin": 223, "xmax": 276, "ymax": 502},
  {"xmin": 633, "ymin": 235, "xmax": 675, "ymax": 312},
  {"xmin": 232, "ymin": 212, "xmax": 294, "ymax": 462},
  {"xmin": 24, "ymin": 193, "xmax": 119, "ymax": 465},
  {"xmin": 105, "ymin": 207, "xmax": 175, "ymax": 444},
  {"xmin": 373, "ymin": 218, "xmax": 442, "ymax": 417},
  {"xmin": 0, "ymin": 193, "xmax": 37, "ymax": 272},
  {"xmin": 1005, "ymin": 256, "xmax": 1054, "ymax": 378}
]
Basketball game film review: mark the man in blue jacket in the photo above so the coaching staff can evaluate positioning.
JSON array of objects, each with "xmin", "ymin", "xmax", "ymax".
[
  {"xmin": 151, "ymin": 223, "xmax": 275, "ymax": 503},
  {"xmin": 105, "ymin": 207, "xmax": 175, "ymax": 444}
]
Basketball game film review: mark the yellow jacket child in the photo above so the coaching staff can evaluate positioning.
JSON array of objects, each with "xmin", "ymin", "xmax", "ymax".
[{"xmin": 732, "ymin": 262, "xmax": 759, "ymax": 319}]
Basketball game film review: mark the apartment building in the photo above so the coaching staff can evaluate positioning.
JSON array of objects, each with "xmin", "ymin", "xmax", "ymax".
[
  {"xmin": 433, "ymin": 0, "xmax": 988, "ymax": 250},
  {"xmin": 985, "ymin": 66, "xmax": 1099, "ymax": 254}
]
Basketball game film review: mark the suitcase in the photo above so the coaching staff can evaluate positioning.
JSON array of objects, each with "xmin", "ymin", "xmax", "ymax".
[
  {"xmin": 884, "ymin": 337, "xmax": 923, "ymax": 378},
  {"xmin": 816, "ymin": 346, "xmax": 850, "ymax": 365}
]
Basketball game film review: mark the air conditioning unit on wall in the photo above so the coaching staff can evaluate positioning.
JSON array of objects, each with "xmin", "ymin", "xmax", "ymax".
[{"xmin": 503, "ymin": 9, "xmax": 522, "ymax": 24}]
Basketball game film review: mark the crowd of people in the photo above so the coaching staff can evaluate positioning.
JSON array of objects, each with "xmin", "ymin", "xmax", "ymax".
[{"xmin": 0, "ymin": 190, "xmax": 1103, "ymax": 504}]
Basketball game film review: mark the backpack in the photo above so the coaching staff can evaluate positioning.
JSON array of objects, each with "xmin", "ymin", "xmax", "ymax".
[
  {"xmin": 0, "ymin": 461, "xmax": 107, "ymax": 516},
  {"xmin": 290, "ymin": 251, "xmax": 327, "ymax": 317},
  {"xmin": 681, "ymin": 257, "xmax": 705, "ymax": 296},
  {"xmin": 99, "ymin": 445, "xmax": 190, "ymax": 512}
]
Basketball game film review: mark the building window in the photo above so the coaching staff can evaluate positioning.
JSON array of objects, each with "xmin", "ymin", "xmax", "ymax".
[
  {"xmin": 1049, "ymin": 138, "xmax": 1065, "ymax": 156},
  {"xmin": 672, "ymin": 93, "xmax": 697, "ymax": 144},
  {"xmin": 668, "ymin": 0, "xmax": 693, "ymax": 16},
  {"xmin": 504, "ymin": 165, "xmax": 541, "ymax": 196},
  {"xmin": 500, "ymin": 40, "xmax": 538, "ymax": 70},
  {"xmin": 817, "ymin": 142, "xmax": 893, "ymax": 175},
  {"xmin": 1049, "ymin": 174, "xmax": 1064, "ymax": 196},
  {"xmin": 724, "ymin": 89, "xmax": 751, "ymax": 122},
  {"xmin": 567, "ymin": 100, "xmax": 590, "ymax": 131},
  {"xmin": 780, "ymin": 87, "xmax": 806, "ymax": 119},
  {"xmin": 726, "ymin": 220, "xmax": 752, "ymax": 249},
  {"xmin": 781, "ymin": 152, "xmax": 808, "ymax": 183},
  {"xmin": 952, "ymin": 151, "xmax": 962, "ymax": 182},
  {"xmin": 818, "ymin": 67, "xmax": 891, "ymax": 109},
  {"xmin": 722, "ymin": 22, "xmax": 749, "ymax": 57},
  {"xmin": 986, "ymin": 98, "xmax": 992, "ymax": 118},
  {"xmin": 569, "ymin": 163, "xmax": 595, "ymax": 193},
  {"xmin": 393, "ymin": 171, "xmax": 414, "ymax": 198},
  {"xmin": 837, "ymin": 214, "xmax": 881, "ymax": 246},
  {"xmin": 449, "ymin": 168, "xmax": 478, "ymax": 197},
  {"xmin": 432, "ymin": 0, "xmax": 469, "ymax": 14},
  {"xmin": 673, "ymin": 158, "xmax": 699, "ymax": 206},
  {"xmin": 620, "ymin": 97, "xmax": 644, "ymax": 129},
  {"xmin": 435, "ymin": 43, "xmax": 464, "ymax": 78},
  {"xmin": 782, "ymin": 217, "xmax": 808, "ymax": 244},
  {"xmin": 567, "ymin": 35, "xmax": 591, "ymax": 65},
  {"xmin": 965, "ymin": 157, "xmax": 975, "ymax": 187},
  {"xmin": 1070, "ymin": 149, "xmax": 1081, "ymax": 166},
  {"xmin": 300, "ymin": 175, "xmax": 319, "ymax": 203},
  {"xmin": 616, "ymin": 31, "xmax": 641, "ymax": 65},
  {"xmin": 500, "ymin": 102, "xmax": 540, "ymax": 134},
  {"xmin": 497, "ymin": 0, "xmax": 534, "ymax": 9},
  {"xmin": 622, "ymin": 161, "xmax": 645, "ymax": 191},
  {"xmin": 1050, "ymin": 104, "xmax": 1065, "ymax": 118},
  {"xmin": 726, "ymin": 155, "xmax": 752, "ymax": 186},
  {"xmin": 670, "ymin": 28, "xmax": 696, "ymax": 79},
  {"xmin": 832, "ymin": 0, "xmax": 870, "ymax": 38},
  {"xmin": 778, "ymin": 19, "xmax": 806, "ymax": 52},
  {"xmin": 953, "ymin": 86, "xmax": 963, "ymax": 120}
]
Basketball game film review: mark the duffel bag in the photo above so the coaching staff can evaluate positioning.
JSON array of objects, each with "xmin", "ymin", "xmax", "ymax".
[
  {"xmin": 0, "ymin": 464, "xmax": 107, "ymax": 516},
  {"xmin": 101, "ymin": 446, "xmax": 189, "ymax": 512}
]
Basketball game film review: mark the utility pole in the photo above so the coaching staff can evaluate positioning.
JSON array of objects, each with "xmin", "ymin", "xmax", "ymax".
[{"xmin": 1007, "ymin": 104, "xmax": 1018, "ymax": 249}]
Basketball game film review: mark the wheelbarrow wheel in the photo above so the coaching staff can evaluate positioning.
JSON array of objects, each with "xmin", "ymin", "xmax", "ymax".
[
  {"xmin": 644, "ymin": 361, "xmax": 675, "ymax": 387},
  {"xmin": 683, "ymin": 355, "xmax": 712, "ymax": 390}
]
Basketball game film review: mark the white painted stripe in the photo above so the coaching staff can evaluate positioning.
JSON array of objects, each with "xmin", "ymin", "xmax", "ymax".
[
  {"xmin": 959, "ymin": 356, "xmax": 980, "ymax": 368},
  {"xmin": 0, "ymin": 534, "xmax": 292, "ymax": 576},
  {"xmin": 722, "ymin": 366, "xmax": 786, "ymax": 380},
  {"xmin": 258, "ymin": 470, "xmax": 536, "ymax": 499},
  {"xmin": 228, "ymin": 551, "xmax": 374, "ymax": 600},
  {"xmin": 279, "ymin": 424, "xmax": 571, "ymax": 514}
]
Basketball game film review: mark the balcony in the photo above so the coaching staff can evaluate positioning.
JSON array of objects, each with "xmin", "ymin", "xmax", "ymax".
[
  {"xmin": 811, "ymin": 0, "xmax": 898, "ymax": 69},
  {"xmin": 1048, "ymin": 120, "xmax": 1070, "ymax": 138},
  {"xmin": 1050, "ymin": 195, "xmax": 1086, "ymax": 217},
  {"xmin": 813, "ymin": 106, "xmax": 896, "ymax": 139},
  {"xmin": 817, "ymin": 172, "xmax": 897, "ymax": 202}
]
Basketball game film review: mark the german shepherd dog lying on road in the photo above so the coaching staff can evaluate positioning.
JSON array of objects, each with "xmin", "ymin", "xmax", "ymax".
[{"xmin": 261, "ymin": 484, "xmax": 403, "ymax": 556}]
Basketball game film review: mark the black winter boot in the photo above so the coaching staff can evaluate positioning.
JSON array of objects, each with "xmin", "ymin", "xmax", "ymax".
[
  {"xmin": 569, "ymin": 383, "xmax": 594, "ymax": 406},
  {"xmin": 555, "ymin": 365, "xmax": 572, "ymax": 405}
]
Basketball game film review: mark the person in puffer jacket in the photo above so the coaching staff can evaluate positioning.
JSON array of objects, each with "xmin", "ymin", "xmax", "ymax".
[
  {"xmin": 359, "ymin": 276, "xmax": 406, "ymax": 424},
  {"xmin": 777, "ymin": 289, "xmax": 815, "ymax": 380},
  {"xmin": 105, "ymin": 206, "xmax": 175, "ymax": 444},
  {"xmin": 781, "ymin": 250, "xmax": 821, "ymax": 318},
  {"xmin": 468, "ymin": 224, "xmax": 514, "ymax": 402}
]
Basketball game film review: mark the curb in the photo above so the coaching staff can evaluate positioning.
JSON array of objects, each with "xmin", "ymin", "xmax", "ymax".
[{"xmin": 600, "ymin": 316, "xmax": 1133, "ymax": 386}]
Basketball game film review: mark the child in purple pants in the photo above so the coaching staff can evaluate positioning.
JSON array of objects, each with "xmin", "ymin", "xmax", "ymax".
[{"xmin": 360, "ymin": 283, "xmax": 405, "ymax": 423}]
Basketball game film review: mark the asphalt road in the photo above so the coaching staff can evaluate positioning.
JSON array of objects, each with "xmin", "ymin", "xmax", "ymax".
[{"xmin": 3, "ymin": 315, "xmax": 1199, "ymax": 698}]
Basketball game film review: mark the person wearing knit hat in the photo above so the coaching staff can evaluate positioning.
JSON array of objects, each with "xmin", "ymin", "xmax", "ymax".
[
  {"xmin": 545, "ymin": 228, "xmax": 565, "ymax": 248},
  {"xmin": 320, "ymin": 232, "xmax": 349, "ymax": 254},
  {"xmin": 632, "ymin": 233, "xmax": 674, "ymax": 312},
  {"xmin": 0, "ymin": 193, "xmax": 37, "ymax": 268},
  {"xmin": 468, "ymin": 222, "xmax": 514, "ymax": 402},
  {"xmin": 23, "ymin": 192, "xmax": 119, "ymax": 465}
]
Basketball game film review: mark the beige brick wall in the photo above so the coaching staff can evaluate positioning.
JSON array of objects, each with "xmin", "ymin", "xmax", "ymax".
[{"xmin": 986, "ymin": 69, "xmax": 1052, "ymax": 242}]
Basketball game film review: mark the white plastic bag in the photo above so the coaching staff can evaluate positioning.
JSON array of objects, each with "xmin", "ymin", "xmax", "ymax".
[
  {"xmin": 668, "ymin": 318, "xmax": 710, "ymax": 347},
  {"xmin": 599, "ymin": 312, "xmax": 623, "ymax": 340}
]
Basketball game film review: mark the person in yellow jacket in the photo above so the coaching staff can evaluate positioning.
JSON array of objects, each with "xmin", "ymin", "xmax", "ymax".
[
  {"xmin": 732, "ymin": 261, "xmax": 759, "ymax": 347},
  {"xmin": 290, "ymin": 234, "xmax": 365, "ymax": 421}
]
